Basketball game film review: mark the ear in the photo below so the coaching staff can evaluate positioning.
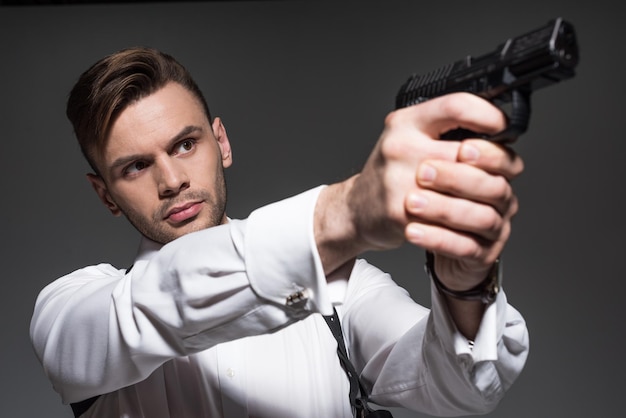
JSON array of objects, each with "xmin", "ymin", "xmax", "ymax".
[
  {"xmin": 211, "ymin": 117, "xmax": 233, "ymax": 169},
  {"xmin": 86, "ymin": 173, "xmax": 122, "ymax": 216}
]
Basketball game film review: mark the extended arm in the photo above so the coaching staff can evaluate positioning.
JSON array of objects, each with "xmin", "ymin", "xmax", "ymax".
[
  {"xmin": 340, "ymin": 260, "xmax": 528, "ymax": 416},
  {"xmin": 30, "ymin": 188, "xmax": 333, "ymax": 404}
]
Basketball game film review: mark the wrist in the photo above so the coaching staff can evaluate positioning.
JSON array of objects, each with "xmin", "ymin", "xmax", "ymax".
[
  {"xmin": 425, "ymin": 251, "xmax": 501, "ymax": 304},
  {"xmin": 315, "ymin": 177, "xmax": 365, "ymax": 274}
]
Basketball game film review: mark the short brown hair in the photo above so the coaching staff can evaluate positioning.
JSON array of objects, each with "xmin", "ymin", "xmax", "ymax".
[{"xmin": 66, "ymin": 47, "xmax": 212, "ymax": 173}]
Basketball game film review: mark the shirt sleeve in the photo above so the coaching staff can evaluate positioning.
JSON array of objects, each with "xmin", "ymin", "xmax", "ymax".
[
  {"xmin": 340, "ymin": 259, "xmax": 529, "ymax": 416},
  {"xmin": 29, "ymin": 186, "xmax": 331, "ymax": 404}
]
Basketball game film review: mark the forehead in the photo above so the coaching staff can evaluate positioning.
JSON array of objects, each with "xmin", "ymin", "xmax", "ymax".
[{"xmin": 100, "ymin": 83, "xmax": 210, "ymax": 165}]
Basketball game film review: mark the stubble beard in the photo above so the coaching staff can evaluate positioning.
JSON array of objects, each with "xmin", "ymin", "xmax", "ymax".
[{"xmin": 121, "ymin": 174, "xmax": 228, "ymax": 245}]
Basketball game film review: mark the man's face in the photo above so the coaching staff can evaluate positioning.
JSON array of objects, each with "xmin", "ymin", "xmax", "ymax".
[{"xmin": 88, "ymin": 82, "xmax": 233, "ymax": 244}]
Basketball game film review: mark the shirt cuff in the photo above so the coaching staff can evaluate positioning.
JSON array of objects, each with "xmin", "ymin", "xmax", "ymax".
[
  {"xmin": 431, "ymin": 279, "xmax": 507, "ymax": 363},
  {"xmin": 244, "ymin": 186, "xmax": 333, "ymax": 316}
]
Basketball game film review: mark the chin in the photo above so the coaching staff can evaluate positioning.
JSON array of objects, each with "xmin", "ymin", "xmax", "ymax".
[{"xmin": 173, "ymin": 218, "xmax": 216, "ymax": 238}]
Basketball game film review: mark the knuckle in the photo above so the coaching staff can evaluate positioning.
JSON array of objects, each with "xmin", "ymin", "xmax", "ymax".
[
  {"xmin": 380, "ymin": 135, "xmax": 408, "ymax": 160},
  {"xmin": 384, "ymin": 109, "xmax": 405, "ymax": 128},
  {"xmin": 471, "ymin": 205, "xmax": 502, "ymax": 240},
  {"xmin": 494, "ymin": 176, "xmax": 511, "ymax": 200},
  {"xmin": 438, "ymin": 94, "xmax": 469, "ymax": 120},
  {"xmin": 508, "ymin": 194, "xmax": 520, "ymax": 217},
  {"xmin": 514, "ymin": 156, "xmax": 525, "ymax": 176},
  {"xmin": 484, "ymin": 210, "xmax": 504, "ymax": 237}
]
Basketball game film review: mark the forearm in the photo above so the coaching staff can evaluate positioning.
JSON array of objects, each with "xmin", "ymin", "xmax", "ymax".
[
  {"xmin": 443, "ymin": 296, "xmax": 485, "ymax": 340},
  {"xmin": 314, "ymin": 175, "xmax": 367, "ymax": 276},
  {"xmin": 363, "ymin": 289, "xmax": 528, "ymax": 416},
  {"xmin": 340, "ymin": 260, "xmax": 528, "ymax": 416},
  {"xmin": 30, "ymin": 230, "xmax": 295, "ymax": 403},
  {"xmin": 31, "ymin": 187, "xmax": 333, "ymax": 403}
]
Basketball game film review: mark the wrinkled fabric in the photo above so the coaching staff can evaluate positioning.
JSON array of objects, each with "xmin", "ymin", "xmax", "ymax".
[{"xmin": 30, "ymin": 187, "xmax": 529, "ymax": 417}]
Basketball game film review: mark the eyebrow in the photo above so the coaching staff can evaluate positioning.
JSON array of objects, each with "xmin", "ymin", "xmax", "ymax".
[{"xmin": 108, "ymin": 125, "xmax": 204, "ymax": 175}]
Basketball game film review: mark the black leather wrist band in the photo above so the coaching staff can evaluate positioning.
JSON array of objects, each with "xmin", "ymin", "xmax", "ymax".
[{"xmin": 425, "ymin": 251, "xmax": 500, "ymax": 304}]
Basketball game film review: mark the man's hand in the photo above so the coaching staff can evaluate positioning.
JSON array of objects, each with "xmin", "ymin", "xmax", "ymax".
[
  {"xmin": 315, "ymin": 92, "xmax": 524, "ymax": 287},
  {"xmin": 406, "ymin": 137, "xmax": 523, "ymax": 290}
]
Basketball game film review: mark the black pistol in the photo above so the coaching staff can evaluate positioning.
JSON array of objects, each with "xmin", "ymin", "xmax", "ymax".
[{"xmin": 395, "ymin": 17, "xmax": 579, "ymax": 142}]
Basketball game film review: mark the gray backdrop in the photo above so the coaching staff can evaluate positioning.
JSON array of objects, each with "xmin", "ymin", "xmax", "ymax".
[{"xmin": 1, "ymin": 0, "xmax": 623, "ymax": 417}]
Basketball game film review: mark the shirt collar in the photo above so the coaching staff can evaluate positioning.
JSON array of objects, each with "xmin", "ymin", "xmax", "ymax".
[
  {"xmin": 133, "ymin": 218, "xmax": 231, "ymax": 263},
  {"xmin": 134, "ymin": 236, "xmax": 163, "ymax": 263}
]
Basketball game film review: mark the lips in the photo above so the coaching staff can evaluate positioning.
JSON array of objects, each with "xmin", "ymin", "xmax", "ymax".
[{"xmin": 164, "ymin": 201, "xmax": 203, "ymax": 224}]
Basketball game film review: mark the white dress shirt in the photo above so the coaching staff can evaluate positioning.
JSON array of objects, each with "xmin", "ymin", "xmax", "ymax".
[{"xmin": 30, "ymin": 186, "xmax": 529, "ymax": 417}]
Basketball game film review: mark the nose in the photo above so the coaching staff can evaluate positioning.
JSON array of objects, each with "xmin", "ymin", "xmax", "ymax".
[{"xmin": 156, "ymin": 158, "xmax": 190, "ymax": 197}]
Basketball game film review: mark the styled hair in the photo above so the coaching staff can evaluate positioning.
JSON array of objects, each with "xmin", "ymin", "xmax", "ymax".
[{"xmin": 66, "ymin": 47, "xmax": 212, "ymax": 173}]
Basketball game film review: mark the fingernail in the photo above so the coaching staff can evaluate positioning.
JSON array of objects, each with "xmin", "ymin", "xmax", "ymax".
[
  {"xmin": 460, "ymin": 144, "xmax": 480, "ymax": 162},
  {"xmin": 406, "ymin": 224, "xmax": 424, "ymax": 241},
  {"xmin": 408, "ymin": 193, "xmax": 428, "ymax": 210},
  {"xmin": 419, "ymin": 164, "xmax": 436, "ymax": 182}
]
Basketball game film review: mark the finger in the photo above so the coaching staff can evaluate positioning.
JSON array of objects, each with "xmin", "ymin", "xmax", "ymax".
[
  {"xmin": 407, "ymin": 93, "xmax": 507, "ymax": 139},
  {"xmin": 457, "ymin": 139, "xmax": 525, "ymax": 180},
  {"xmin": 405, "ymin": 221, "xmax": 507, "ymax": 269},
  {"xmin": 382, "ymin": 109, "xmax": 461, "ymax": 163},
  {"xmin": 416, "ymin": 160, "xmax": 518, "ymax": 216},
  {"xmin": 406, "ymin": 189, "xmax": 506, "ymax": 242}
]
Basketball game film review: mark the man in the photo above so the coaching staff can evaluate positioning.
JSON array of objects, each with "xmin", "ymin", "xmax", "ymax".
[{"xmin": 30, "ymin": 47, "xmax": 528, "ymax": 417}]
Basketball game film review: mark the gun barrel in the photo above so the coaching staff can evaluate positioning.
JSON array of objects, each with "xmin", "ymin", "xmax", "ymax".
[
  {"xmin": 505, "ymin": 17, "xmax": 578, "ymax": 85},
  {"xmin": 395, "ymin": 17, "xmax": 579, "ymax": 109}
]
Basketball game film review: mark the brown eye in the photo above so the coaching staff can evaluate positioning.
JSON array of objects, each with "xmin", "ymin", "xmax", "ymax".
[
  {"xmin": 175, "ymin": 139, "xmax": 196, "ymax": 154},
  {"xmin": 124, "ymin": 160, "xmax": 149, "ymax": 175}
]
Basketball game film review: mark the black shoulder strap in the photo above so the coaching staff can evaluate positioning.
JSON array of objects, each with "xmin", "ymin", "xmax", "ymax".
[
  {"xmin": 323, "ymin": 309, "xmax": 393, "ymax": 418},
  {"xmin": 70, "ymin": 395, "xmax": 100, "ymax": 417}
]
